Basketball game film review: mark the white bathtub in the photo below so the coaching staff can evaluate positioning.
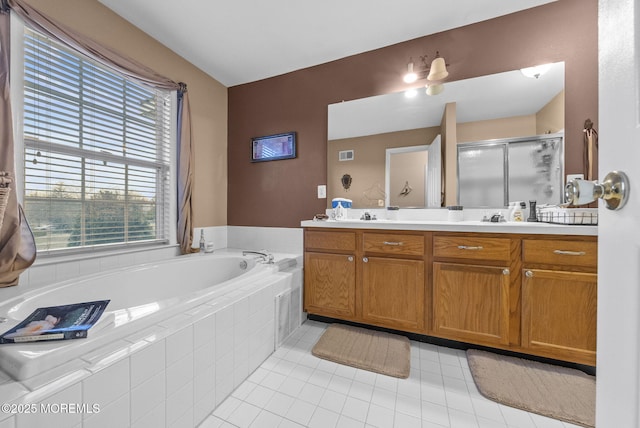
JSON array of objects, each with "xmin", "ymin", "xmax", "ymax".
[
  {"xmin": 0, "ymin": 250, "xmax": 302, "ymax": 427},
  {"xmin": 0, "ymin": 252, "xmax": 288, "ymax": 381}
]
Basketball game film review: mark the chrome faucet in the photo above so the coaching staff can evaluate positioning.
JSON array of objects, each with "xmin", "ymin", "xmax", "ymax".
[{"xmin": 242, "ymin": 250, "xmax": 274, "ymax": 264}]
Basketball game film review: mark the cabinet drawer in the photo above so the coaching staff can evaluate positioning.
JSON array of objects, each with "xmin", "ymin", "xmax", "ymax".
[
  {"xmin": 434, "ymin": 235, "xmax": 511, "ymax": 262},
  {"xmin": 523, "ymin": 239, "xmax": 597, "ymax": 268},
  {"xmin": 305, "ymin": 230, "xmax": 356, "ymax": 251},
  {"xmin": 363, "ymin": 232, "xmax": 424, "ymax": 256}
]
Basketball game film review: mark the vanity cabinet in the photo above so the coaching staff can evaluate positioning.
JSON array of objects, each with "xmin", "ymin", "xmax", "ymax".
[
  {"xmin": 361, "ymin": 232, "xmax": 426, "ymax": 332},
  {"xmin": 302, "ymin": 225, "xmax": 598, "ymax": 366},
  {"xmin": 303, "ymin": 229, "xmax": 427, "ymax": 333},
  {"xmin": 432, "ymin": 235, "xmax": 512, "ymax": 346},
  {"xmin": 521, "ymin": 238, "xmax": 598, "ymax": 366},
  {"xmin": 304, "ymin": 230, "xmax": 357, "ymax": 319}
]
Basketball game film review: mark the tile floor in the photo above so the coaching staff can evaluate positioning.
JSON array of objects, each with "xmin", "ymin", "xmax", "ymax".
[{"xmin": 199, "ymin": 320, "xmax": 584, "ymax": 428}]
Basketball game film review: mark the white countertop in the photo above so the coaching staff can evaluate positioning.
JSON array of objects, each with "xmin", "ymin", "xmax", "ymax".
[{"xmin": 301, "ymin": 219, "xmax": 598, "ymax": 236}]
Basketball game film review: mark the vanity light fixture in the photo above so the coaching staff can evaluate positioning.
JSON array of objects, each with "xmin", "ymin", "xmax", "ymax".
[
  {"xmin": 402, "ymin": 51, "xmax": 449, "ymax": 95},
  {"xmin": 520, "ymin": 63, "xmax": 552, "ymax": 79},
  {"xmin": 425, "ymin": 83, "xmax": 444, "ymax": 96}
]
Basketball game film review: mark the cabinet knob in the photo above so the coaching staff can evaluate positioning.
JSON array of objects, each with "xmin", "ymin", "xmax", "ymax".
[
  {"xmin": 503, "ymin": 269, "xmax": 510, "ymax": 275},
  {"xmin": 347, "ymin": 256, "xmax": 354, "ymax": 262},
  {"xmin": 362, "ymin": 257, "xmax": 369, "ymax": 263},
  {"xmin": 525, "ymin": 270, "xmax": 533, "ymax": 278}
]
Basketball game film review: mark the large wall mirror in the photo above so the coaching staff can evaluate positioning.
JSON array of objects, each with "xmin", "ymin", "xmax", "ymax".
[{"xmin": 327, "ymin": 62, "xmax": 565, "ymax": 208}]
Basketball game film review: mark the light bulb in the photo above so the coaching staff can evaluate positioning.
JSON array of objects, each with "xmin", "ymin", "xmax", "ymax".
[
  {"xmin": 405, "ymin": 88, "xmax": 418, "ymax": 98},
  {"xmin": 403, "ymin": 62, "xmax": 418, "ymax": 83}
]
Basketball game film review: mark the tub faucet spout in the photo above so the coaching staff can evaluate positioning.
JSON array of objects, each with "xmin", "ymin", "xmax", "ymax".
[{"xmin": 242, "ymin": 250, "xmax": 274, "ymax": 264}]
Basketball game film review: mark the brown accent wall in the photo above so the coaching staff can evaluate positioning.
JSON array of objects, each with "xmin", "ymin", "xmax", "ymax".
[
  {"xmin": 23, "ymin": 0, "xmax": 229, "ymax": 227},
  {"xmin": 228, "ymin": 0, "xmax": 598, "ymax": 228}
]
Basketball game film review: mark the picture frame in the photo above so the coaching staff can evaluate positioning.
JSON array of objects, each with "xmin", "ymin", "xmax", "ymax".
[{"xmin": 251, "ymin": 132, "xmax": 296, "ymax": 162}]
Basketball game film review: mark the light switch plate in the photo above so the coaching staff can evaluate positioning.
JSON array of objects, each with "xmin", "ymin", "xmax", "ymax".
[{"xmin": 317, "ymin": 185, "xmax": 326, "ymax": 199}]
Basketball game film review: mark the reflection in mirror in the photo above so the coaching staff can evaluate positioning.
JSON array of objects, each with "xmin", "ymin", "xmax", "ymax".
[
  {"xmin": 327, "ymin": 62, "xmax": 564, "ymax": 208},
  {"xmin": 386, "ymin": 146, "xmax": 428, "ymax": 208},
  {"xmin": 458, "ymin": 134, "xmax": 563, "ymax": 207}
]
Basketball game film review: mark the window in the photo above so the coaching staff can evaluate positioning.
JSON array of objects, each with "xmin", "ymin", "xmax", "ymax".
[{"xmin": 16, "ymin": 25, "xmax": 173, "ymax": 253}]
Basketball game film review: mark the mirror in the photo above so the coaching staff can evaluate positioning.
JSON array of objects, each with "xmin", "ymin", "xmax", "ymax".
[{"xmin": 327, "ymin": 62, "xmax": 564, "ymax": 208}]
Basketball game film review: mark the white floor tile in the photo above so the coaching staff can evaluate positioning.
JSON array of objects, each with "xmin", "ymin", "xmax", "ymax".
[
  {"xmin": 249, "ymin": 409, "xmax": 283, "ymax": 428},
  {"xmin": 285, "ymin": 398, "xmax": 317, "ymax": 426},
  {"xmin": 308, "ymin": 407, "xmax": 340, "ymax": 428},
  {"xmin": 245, "ymin": 384, "xmax": 276, "ymax": 408},
  {"xmin": 341, "ymin": 396, "xmax": 369, "ymax": 422},
  {"xmin": 336, "ymin": 414, "xmax": 366, "ymax": 428},
  {"xmin": 318, "ymin": 390, "xmax": 347, "ymax": 414},
  {"xmin": 209, "ymin": 321, "xmax": 585, "ymax": 428},
  {"xmin": 366, "ymin": 403, "xmax": 395, "ymax": 428},
  {"xmin": 298, "ymin": 382, "xmax": 325, "ymax": 405},
  {"xmin": 264, "ymin": 391, "xmax": 295, "ymax": 416},
  {"xmin": 227, "ymin": 401, "xmax": 261, "ymax": 428},
  {"xmin": 394, "ymin": 411, "xmax": 422, "ymax": 428}
]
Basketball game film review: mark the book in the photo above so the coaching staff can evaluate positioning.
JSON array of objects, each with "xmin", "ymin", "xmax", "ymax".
[{"xmin": 0, "ymin": 300, "xmax": 110, "ymax": 344}]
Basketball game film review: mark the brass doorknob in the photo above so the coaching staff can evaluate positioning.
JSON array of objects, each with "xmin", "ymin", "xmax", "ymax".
[{"xmin": 565, "ymin": 170, "xmax": 629, "ymax": 210}]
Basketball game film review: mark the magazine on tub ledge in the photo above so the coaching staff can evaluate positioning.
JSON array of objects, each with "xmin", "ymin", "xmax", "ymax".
[{"xmin": 0, "ymin": 300, "xmax": 110, "ymax": 343}]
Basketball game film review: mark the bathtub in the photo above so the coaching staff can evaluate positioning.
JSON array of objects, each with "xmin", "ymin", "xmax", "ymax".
[
  {"xmin": 0, "ymin": 250, "xmax": 302, "ymax": 427},
  {"xmin": 0, "ymin": 251, "xmax": 297, "ymax": 380}
]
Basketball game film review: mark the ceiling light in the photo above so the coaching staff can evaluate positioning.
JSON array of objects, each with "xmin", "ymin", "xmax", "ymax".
[
  {"xmin": 403, "ymin": 61, "xmax": 418, "ymax": 83},
  {"xmin": 520, "ymin": 63, "xmax": 552, "ymax": 79}
]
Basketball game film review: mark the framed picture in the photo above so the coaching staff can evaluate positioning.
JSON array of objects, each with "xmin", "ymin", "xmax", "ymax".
[{"xmin": 251, "ymin": 132, "xmax": 296, "ymax": 162}]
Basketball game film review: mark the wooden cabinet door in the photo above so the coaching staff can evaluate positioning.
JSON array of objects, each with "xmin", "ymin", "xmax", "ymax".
[
  {"xmin": 433, "ymin": 262, "xmax": 510, "ymax": 346},
  {"xmin": 304, "ymin": 252, "xmax": 356, "ymax": 319},
  {"xmin": 522, "ymin": 269, "xmax": 597, "ymax": 365},
  {"xmin": 361, "ymin": 256, "xmax": 425, "ymax": 332}
]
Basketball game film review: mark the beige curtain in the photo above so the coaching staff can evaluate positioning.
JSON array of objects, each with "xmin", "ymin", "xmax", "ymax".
[
  {"xmin": 2, "ymin": 0, "xmax": 196, "ymax": 255},
  {"xmin": 0, "ymin": 11, "xmax": 36, "ymax": 287},
  {"xmin": 177, "ymin": 87, "xmax": 196, "ymax": 254}
]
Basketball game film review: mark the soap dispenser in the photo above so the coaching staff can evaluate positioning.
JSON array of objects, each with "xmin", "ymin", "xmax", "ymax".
[
  {"xmin": 199, "ymin": 229, "xmax": 206, "ymax": 253},
  {"xmin": 512, "ymin": 202, "xmax": 526, "ymax": 222}
]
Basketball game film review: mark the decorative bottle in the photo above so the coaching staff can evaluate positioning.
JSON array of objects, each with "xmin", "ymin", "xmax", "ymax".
[{"xmin": 199, "ymin": 230, "xmax": 206, "ymax": 253}]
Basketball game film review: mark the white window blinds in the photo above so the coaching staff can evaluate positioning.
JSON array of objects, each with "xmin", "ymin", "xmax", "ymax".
[{"xmin": 22, "ymin": 26, "xmax": 172, "ymax": 253}]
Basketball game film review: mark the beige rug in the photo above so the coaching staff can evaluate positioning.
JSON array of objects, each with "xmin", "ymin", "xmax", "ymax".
[
  {"xmin": 312, "ymin": 324, "xmax": 410, "ymax": 378},
  {"xmin": 467, "ymin": 349, "xmax": 595, "ymax": 428}
]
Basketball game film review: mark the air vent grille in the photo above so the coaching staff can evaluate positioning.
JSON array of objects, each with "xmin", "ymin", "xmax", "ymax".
[{"xmin": 339, "ymin": 150, "xmax": 354, "ymax": 161}]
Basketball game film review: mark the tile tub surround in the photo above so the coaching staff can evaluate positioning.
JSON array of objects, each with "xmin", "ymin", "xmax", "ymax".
[{"xmin": 0, "ymin": 261, "xmax": 302, "ymax": 428}]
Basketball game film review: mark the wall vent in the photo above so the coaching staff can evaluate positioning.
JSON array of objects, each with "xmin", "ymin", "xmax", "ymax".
[
  {"xmin": 339, "ymin": 150, "xmax": 354, "ymax": 161},
  {"xmin": 275, "ymin": 283, "xmax": 302, "ymax": 347}
]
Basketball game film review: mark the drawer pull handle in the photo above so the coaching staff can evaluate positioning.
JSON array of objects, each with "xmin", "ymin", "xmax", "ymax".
[
  {"xmin": 458, "ymin": 245, "xmax": 483, "ymax": 250},
  {"xmin": 503, "ymin": 269, "xmax": 510, "ymax": 275},
  {"xmin": 363, "ymin": 257, "xmax": 369, "ymax": 263},
  {"xmin": 553, "ymin": 250, "xmax": 586, "ymax": 256},
  {"xmin": 525, "ymin": 270, "xmax": 533, "ymax": 278},
  {"xmin": 347, "ymin": 256, "xmax": 354, "ymax": 262},
  {"xmin": 383, "ymin": 241, "xmax": 403, "ymax": 246}
]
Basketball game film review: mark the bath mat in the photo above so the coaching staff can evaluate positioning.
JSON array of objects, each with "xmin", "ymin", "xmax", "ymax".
[
  {"xmin": 311, "ymin": 324, "xmax": 410, "ymax": 378},
  {"xmin": 466, "ymin": 349, "xmax": 595, "ymax": 427}
]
